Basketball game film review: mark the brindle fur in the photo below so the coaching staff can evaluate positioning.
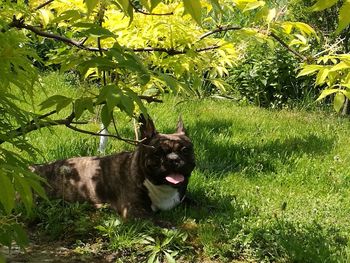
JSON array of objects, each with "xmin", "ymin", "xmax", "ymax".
[{"xmin": 31, "ymin": 116, "xmax": 195, "ymax": 218}]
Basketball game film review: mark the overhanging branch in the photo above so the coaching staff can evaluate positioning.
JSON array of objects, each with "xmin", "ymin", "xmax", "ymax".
[
  {"xmin": 65, "ymin": 124, "xmax": 141, "ymax": 145},
  {"xmin": 9, "ymin": 16, "xmax": 307, "ymax": 61},
  {"xmin": 9, "ymin": 16, "xmax": 103, "ymax": 52},
  {"xmin": 198, "ymin": 25, "xmax": 242, "ymax": 40},
  {"xmin": 34, "ymin": 0, "xmax": 54, "ymax": 11},
  {"xmin": 129, "ymin": 1, "xmax": 173, "ymax": 16},
  {"xmin": 269, "ymin": 32, "xmax": 307, "ymax": 61},
  {"xmin": 0, "ymin": 93, "xmax": 161, "ymax": 145},
  {"xmin": 9, "ymin": 16, "xmax": 222, "ymax": 55}
]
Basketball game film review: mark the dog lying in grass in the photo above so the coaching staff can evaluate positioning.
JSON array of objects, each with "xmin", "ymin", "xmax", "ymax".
[{"xmin": 31, "ymin": 115, "xmax": 195, "ymax": 218}]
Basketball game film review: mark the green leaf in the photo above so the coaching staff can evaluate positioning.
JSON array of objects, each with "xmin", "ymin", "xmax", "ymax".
[
  {"xmin": 330, "ymin": 61, "xmax": 350, "ymax": 72},
  {"xmin": 56, "ymin": 97, "xmax": 73, "ymax": 113},
  {"xmin": 52, "ymin": 10, "xmax": 82, "ymax": 23},
  {"xmin": 294, "ymin": 22, "xmax": 317, "ymax": 36},
  {"xmin": 15, "ymin": 176, "xmax": 33, "ymax": 215},
  {"xmin": 0, "ymin": 227, "xmax": 12, "ymax": 247},
  {"xmin": 297, "ymin": 65, "xmax": 323, "ymax": 77},
  {"xmin": 85, "ymin": 0, "xmax": 99, "ymax": 15},
  {"xmin": 158, "ymin": 73, "xmax": 182, "ymax": 91},
  {"xmin": 315, "ymin": 68, "xmax": 329, "ymax": 86},
  {"xmin": 140, "ymin": 0, "xmax": 151, "ymax": 10},
  {"xmin": 147, "ymin": 252, "xmax": 157, "ymax": 263},
  {"xmin": 12, "ymin": 224, "xmax": 29, "ymax": 248},
  {"xmin": 119, "ymin": 94, "xmax": 134, "ymax": 116},
  {"xmin": 334, "ymin": 92, "xmax": 345, "ymax": 112},
  {"xmin": 27, "ymin": 177, "xmax": 47, "ymax": 200},
  {"xmin": 79, "ymin": 57, "xmax": 117, "ymax": 77},
  {"xmin": 309, "ymin": 0, "xmax": 338, "ymax": 11},
  {"xmin": 116, "ymin": 0, "xmax": 129, "ymax": 12},
  {"xmin": 0, "ymin": 172, "xmax": 15, "ymax": 214},
  {"xmin": 316, "ymin": 89, "xmax": 338, "ymax": 101},
  {"xmin": 336, "ymin": 0, "xmax": 350, "ymax": 34},
  {"xmin": 39, "ymin": 95, "xmax": 72, "ymax": 111},
  {"xmin": 266, "ymin": 8, "xmax": 276, "ymax": 23},
  {"xmin": 78, "ymin": 27, "xmax": 116, "ymax": 38},
  {"xmin": 74, "ymin": 97, "xmax": 94, "ymax": 119},
  {"xmin": 101, "ymin": 104, "xmax": 112, "ymax": 127},
  {"xmin": 115, "ymin": 0, "xmax": 133, "ymax": 20},
  {"xmin": 164, "ymin": 251, "xmax": 176, "ymax": 263},
  {"xmin": 243, "ymin": 1, "xmax": 265, "ymax": 12},
  {"xmin": 124, "ymin": 88, "xmax": 148, "ymax": 114},
  {"xmin": 150, "ymin": 0, "xmax": 162, "ymax": 11},
  {"xmin": 38, "ymin": 9, "xmax": 51, "ymax": 28},
  {"xmin": 183, "ymin": 0, "xmax": 202, "ymax": 25},
  {"xmin": 341, "ymin": 89, "xmax": 350, "ymax": 99},
  {"xmin": 109, "ymin": 48, "xmax": 150, "ymax": 85},
  {"xmin": 209, "ymin": 0, "xmax": 223, "ymax": 12},
  {"xmin": 211, "ymin": 79, "xmax": 227, "ymax": 92}
]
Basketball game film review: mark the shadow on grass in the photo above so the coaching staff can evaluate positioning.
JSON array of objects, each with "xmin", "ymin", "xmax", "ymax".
[
  {"xmin": 248, "ymin": 218, "xmax": 348, "ymax": 262},
  {"xmin": 158, "ymin": 188, "xmax": 348, "ymax": 262},
  {"xmin": 191, "ymin": 118, "xmax": 335, "ymax": 176}
]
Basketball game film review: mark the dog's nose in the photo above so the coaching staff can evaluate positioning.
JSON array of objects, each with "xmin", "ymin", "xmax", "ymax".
[{"xmin": 166, "ymin": 152, "xmax": 183, "ymax": 167}]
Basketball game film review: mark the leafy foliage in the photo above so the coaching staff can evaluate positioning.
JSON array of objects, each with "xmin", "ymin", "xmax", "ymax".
[
  {"xmin": 296, "ymin": 1, "xmax": 350, "ymax": 113},
  {"xmin": 228, "ymin": 47, "xmax": 317, "ymax": 108},
  {"xmin": 298, "ymin": 54, "xmax": 350, "ymax": 112},
  {"xmin": 0, "ymin": 2, "xmax": 47, "ymax": 252},
  {"xmin": 309, "ymin": 0, "xmax": 350, "ymax": 34},
  {"xmin": 0, "ymin": 0, "xmax": 326, "ymax": 256}
]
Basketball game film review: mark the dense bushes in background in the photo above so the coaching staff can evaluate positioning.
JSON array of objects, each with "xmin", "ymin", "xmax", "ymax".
[{"xmin": 227, "ymin": 47, "xmax": 317, "ymax": 108}]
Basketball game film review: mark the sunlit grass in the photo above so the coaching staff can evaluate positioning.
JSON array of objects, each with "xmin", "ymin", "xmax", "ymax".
[{"xmin": 19, "ymin": 72, "xmax": 350, "ymax": 262}]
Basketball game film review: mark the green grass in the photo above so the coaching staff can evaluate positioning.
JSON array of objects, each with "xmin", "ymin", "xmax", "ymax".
[{"xmin": 15, "ymin": 72, "xmax": 350, "ymax": 262}]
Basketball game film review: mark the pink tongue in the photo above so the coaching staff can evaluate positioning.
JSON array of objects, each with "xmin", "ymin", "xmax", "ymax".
[{"xmin": 165, "ymin": 174, "xmax": 185, "ymax": 185}]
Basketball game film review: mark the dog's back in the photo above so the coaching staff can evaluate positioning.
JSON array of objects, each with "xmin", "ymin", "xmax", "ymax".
[{"xmin": 31, "ymin": 152, "xmax": 149, "ymax": 216}]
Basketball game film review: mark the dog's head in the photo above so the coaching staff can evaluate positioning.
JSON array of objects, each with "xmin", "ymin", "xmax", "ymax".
[{"xmin": 137, "ymin": 114, "xmax": 195, "ymax": 188}]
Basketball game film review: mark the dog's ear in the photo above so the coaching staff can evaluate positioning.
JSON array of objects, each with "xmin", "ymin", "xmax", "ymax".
[
  {"xmin": 176, "ymin": 115, "xmax": 186, "ymax": 135},
  {"xmin": 139, "ymin": 113, "xmax": 157, "ymax": 139}
]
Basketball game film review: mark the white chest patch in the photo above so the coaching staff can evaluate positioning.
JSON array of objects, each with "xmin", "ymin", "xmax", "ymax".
[{"xmin": 144, "ymin": 179, "xmax": 183, "ymax": 212}]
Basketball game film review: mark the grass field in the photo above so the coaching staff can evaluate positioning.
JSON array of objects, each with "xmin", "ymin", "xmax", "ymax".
[{"xmin": 13, "ymin": 72, "xmax": 350, "ymax": 262}]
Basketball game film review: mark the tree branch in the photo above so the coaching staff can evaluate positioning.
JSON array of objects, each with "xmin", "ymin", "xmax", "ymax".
[
  {"xmin": 0, "ymin": 112, "xmax": 75, "ymax": 145},
  {"xmin": 0, "ymin": 109, "xmax": 140, "ymax": 146},
  {"xmin": 9, "ymin": 16, "xmax": 103, "ymax": 52},
  {"xmin": 9, "ymin": 16, "xmax": 221, "ymax": 55},
  {"xmin": 34, "ymin": 0, "xmax": 54, "ymax": 11},
  {"xmin": 129, "ymin": 0, "xmax": 173, "ymax": 16},
  {"xmin": 9, "ymin": 16, "xmax": 307, "ymax": 62},
  {"xmin": 269, "ymin": 32, "xmax": 307, "ymax": 61},
  {"xmin": 65, "ymin": 123, "xmax": 141, "ymax": 145},
  {"xmin": 198, "ymin": 25, "xmax": 242, "ymax": 40},
  {"xmin": 138, "ymin": 95, "xmax": 163, "ymax": 103}
]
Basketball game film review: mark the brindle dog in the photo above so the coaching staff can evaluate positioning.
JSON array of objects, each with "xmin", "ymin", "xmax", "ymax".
[{"xmin": 31, "ymin": 115, "xmax": 195, "ymax": 218}]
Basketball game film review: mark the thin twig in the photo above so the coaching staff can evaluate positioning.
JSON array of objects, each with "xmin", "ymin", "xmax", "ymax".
[
  {"xmin": 129, "ymin": 0, "xmax": 173, "ymax": 16},
  {"xmin": 65, "ymin": 124, "xmax": 141, "ymax": 145},
  {"xmin": 132, "ymin": 47, "xmax": 185, "ymax": 55},
  {"xmin": 9, "ymin": 17, "xmax": 226, "ymax": 56},
  {"xmin": 314, "ymin": 38, "xmax": 345, "ymax": 58},
  {"xmin": 34, "ymin": 0, "xmax": 54, "ymax": 11},
  {"xmin": 269, "ymin": 32, "xmax": 307, "ymax": 61},
  {"xmin": 9, "ymin": 16, "xmax": 102, "ymax": 52},
  {"xmin": 138, "ymin": 95, "xmax": 163, "ymax": 103},
  {"xmin": 198, "ymin": 25, "xmax": 242, "ymax": 40}
]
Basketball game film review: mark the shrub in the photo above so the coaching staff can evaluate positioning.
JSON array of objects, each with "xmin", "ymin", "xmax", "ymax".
[{"xmin": 227, "ymin": 46, "xmax": 317, "ymax": 108}]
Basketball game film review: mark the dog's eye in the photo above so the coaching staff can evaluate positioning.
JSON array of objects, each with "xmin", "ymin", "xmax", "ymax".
[
  {"xmin": 153, "ymin": 149, "xmax": 163, "ymax": 157},
  {"xmin": 181, "ymin": 146, "xmax": 192, "ymax": 154}
]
